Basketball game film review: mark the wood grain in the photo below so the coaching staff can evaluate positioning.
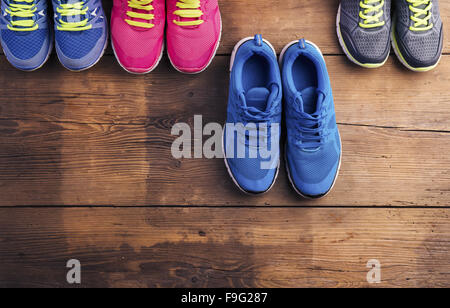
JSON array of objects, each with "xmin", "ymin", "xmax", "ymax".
[
  {"xmin": 84, "ymin": 0, "xmax": 450, "ymax": 55},
  {"xmin": 1, "ymin": 55, "xmax": 449, "ymax": 130},
  {"xmin": 0, "ymin": 207, "xmax": 448, "ymax": 288},
  {"xmin": 0, "ymin": 0, "xmax": 449, "ymax": 289},
  {"xmin": 0, "ymin": 118, "xmax": 448, "ymax": 206},
  {"xmin": 2, "ymin": 0, "xmax": 449, "ymax": 56},
  {"xmin": 202, "ymin": 0, "xmax": 450, "ymax": 54},
  {"xmin": 0, "ymin": 55, "xmax": 449, "ymax": 206}
]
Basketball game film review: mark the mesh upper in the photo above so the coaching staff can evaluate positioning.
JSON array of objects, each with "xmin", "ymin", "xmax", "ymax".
[
  {"xmin": 341, "ymin": 0, "xmax": 391, "ymax": 25},
  {"xmin": 229, "ymin": 157, "xmax": 271, "ymax": 181},
  {"xmin": 55, "ymin": 28, "xmax": 102, "ymax": 59},
  {"xmin": 112, "ymin": 20, "xmax": 162, "ymax": 59},
  {"xmin": 1, "ymin": 29, "xmax": 47, "ymax": 59},
  {"xmin": 404, "ymin": 32, "xmax": 442, "ymax": 61},
  {"xmin": 291, "ymin": 141, "xmax": 338, "ymax": 184},
  {"xmin": 394, "ymin": 0, "xmax": 443, "ymax": 62},
  {"xmin": 353, "ymin": 27, "xmax": 390, "ymax": 57},
  {"xmin": 166, "ymin": 0, "xmax": 221, "ymax": 70},
  {"xmin": 339, "ymin": 0, "xmax": 391, "ymax": 61},
  {"xmin": 340, "ymin": 0, "xmax": 361, "ymax": 19}
]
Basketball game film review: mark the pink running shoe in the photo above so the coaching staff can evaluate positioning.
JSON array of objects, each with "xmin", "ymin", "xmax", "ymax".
[
  {"xmin": 111, "ymin": 0, "xmax": 165, "ymax": 74},
  {"xmin": 166, "ymin": 0, "xmax": 222, "ymax": 74}
]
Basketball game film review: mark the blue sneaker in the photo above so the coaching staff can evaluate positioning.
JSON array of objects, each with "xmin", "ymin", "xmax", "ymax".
[
  {"xmin": 52, "ymin": 0, "xmax": 107, "ymax": 71},
  {"xmin": 223, "ymin": 35, "xmax": 282, "ymax": 195},
  {"xmin": 280, "ymin": 39, "xmax": 342, "ymax": 199},
  {"xmin": 0, "ymin": 0, "xmax": 52, "ymax": 71}
]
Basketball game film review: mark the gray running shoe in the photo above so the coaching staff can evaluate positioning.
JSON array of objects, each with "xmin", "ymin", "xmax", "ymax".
[
  {"xmin": 392, "ymin": 0, "xmax": 443, "ymax": 72},
  {"xmin": 337, "ymin": 0, "xmax": 391, "ymax": 68}
]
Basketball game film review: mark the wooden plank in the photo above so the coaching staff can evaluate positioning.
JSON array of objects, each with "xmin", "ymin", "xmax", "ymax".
[
  {"xmin": 210, "ymin": 0, "xmax": 450, "ymax": 54},
  {"xmin": 207, "ymin": 0, "xmax": 450, "ymax": 54},
  {"xmin": 2, "ymin": 0, "xmax": 450, "ymax": 55},
  {"xmin": 0, "ymin": 55, "xmax": 449, "ymax": 131},
  {"xmin": 0, "ymin": 54, "xmax": 449, "ymax": 206},
  {"xmin": 69, "ymin": 0, "xmax": 450, "ymax": 55},
  {"xmin": 0, "ymin": 117, "xmax": 448, "ymax": 206},
  {"xmin": 0, "ymin": 207, "xmax": 448, "ymax": 288}
]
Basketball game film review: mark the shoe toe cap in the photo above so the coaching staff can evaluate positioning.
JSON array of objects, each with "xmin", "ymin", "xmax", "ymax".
[
  {"xmin": 340, "ymin": 25, "xmax": 390, "ymax": 65},
  {"xmin": 55, "ymin": 27, "xmax": 107, "ymax": 70},
  {"xmin": 167, "ymin": 22, "xmax": 220, "ymax": 73},
  {"xmin": 226, "ymin": 158, "xmax": 277, "ymax": 194},
  {"xmin": 1, "ymin": 29, "xmax": 51, "ymax": 70},
  {"xmin": 286, "ymin": 141, "xmax": 340, "ymax": 198},
  {"xmin": 394, "ymin": 25, "xmax": 444, "ymax": 69},
  {"xmin": 287, "ymin": 157, "xmax": 339, "ymax": 198},
  {"xmin": 112, "ymin": 36, "xmax": 163, "ymax": 73}
]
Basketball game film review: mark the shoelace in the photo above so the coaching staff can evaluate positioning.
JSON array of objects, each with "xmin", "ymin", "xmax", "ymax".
[
  {"xmin": 5, "ymin": 0, "xmax": 38, "ymax": 32},
  {"xmin": 291, "ymin": 95, "xmax": 328, "ymax": 149},
  {"xmin": 359, "ymin": 0, "xmax": 385, "ymax": 28},
  {"xmin": 407, "ymin": 0, "xmax": 433, "ymax": 31},
  {"xmin": 173, "ymin": 0, "xmax": 204, "ymax": 27},
  {"xmin": 296, "ymin": 112, "xmax": 327, "ymax": 148},
  {"xmin": 239, "ymin": 92, "xmax": 278, "ymax": 124},
  {"xmin": 126, "ymin": 0, "xmax": 154, "ymax": 29},
  {"xmin": 238, "ymin": 96, "xmax": 279, "ymax": 147},
  {"xmin": 56, "ymin": 1, "xmax": 92, "ymax": 31}
]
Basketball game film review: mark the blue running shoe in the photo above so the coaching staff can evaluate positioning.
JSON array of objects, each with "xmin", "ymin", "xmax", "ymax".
[
  {"xmin": 0, "ymin": 0, "xmax": 52, "ymax": 71},
  {"xmin": 52, "ymin": 0, "xmax": 107, "ymax": 71},
  {"xmin": 223, "ymin": 35, "xmax": 282, "ymax": 195},
  {"xmin": 280, "ymin": 39, "xmax": 342, "ymax": 199}
]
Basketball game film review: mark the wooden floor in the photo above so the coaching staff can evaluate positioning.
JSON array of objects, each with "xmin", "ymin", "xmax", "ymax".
[{"xmin": 0, "ymin": 0, "xmax": 449, "ymax": 288}]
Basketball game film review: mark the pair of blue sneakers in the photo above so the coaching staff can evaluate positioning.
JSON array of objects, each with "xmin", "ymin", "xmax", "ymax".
[
  {"xmin": 0, "ymin": 0, "xmax": 107, "ymax": 71},
  {"xmin": 224, "ymin": 35, "xmax": 342, "ymax": 199}
]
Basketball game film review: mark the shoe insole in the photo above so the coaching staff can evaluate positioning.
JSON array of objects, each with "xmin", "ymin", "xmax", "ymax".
[
  {"xmin": 245, "ymin": 87, "xmax": 270, "ymax": 111},
  {"xmin": 301, "ymin": 87, "xmax": 318, "ymax": 114},
  {"xmin": 292, "ymin": 55, "xmax": 318, "ymax": 114},
  {"xmin": 242, "ymin": 55, "xmax": 270, "ymax": 93}
]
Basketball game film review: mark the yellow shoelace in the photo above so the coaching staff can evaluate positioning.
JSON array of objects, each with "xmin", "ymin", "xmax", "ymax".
[
  {"xmin": 6, "ymin": 0, "xmax": 38, "ymax": 32},
  {"xmin": 173, "ymin": 0, "xmax": 204, "ymax": 27},
  {"xmin": 359, "ymin": 0, "xmax": 385, "ymax": 28},
  {"xmin": 126, "ymin": 0, "xmax": 154, "ymax": 29},
  {"xmin": 56, "ymin": 1, "xmax": 92, "ymax": 31},
  {"xmin": 407, "ymin": 0, "xmax": 433, "ymax": 31}
]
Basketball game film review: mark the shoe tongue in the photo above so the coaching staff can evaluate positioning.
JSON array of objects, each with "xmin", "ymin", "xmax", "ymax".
[
  {"xmin": 299, "ymin": 86, "xmax": 321, "ymax": 114},
  {"xmin": 410, "ymin": 3, "xmax": 430, "ymax": 29},
  {"xmin": 245, "ymin": 87, "xmax": 271, "ymax": 112},
  {"xmin": 60, "ymin": 0, "xmax": 80, "ymax": 5},
  {"xmin": 295, "ymin": 88, "xmax": 327, "ymax": 151},
  {"xmin": 362, "ymin": 1, "xmax": 384, "ymax": 27}
]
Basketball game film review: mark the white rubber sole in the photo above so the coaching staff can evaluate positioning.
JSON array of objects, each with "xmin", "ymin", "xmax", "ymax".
[
  {"xmin": 336, "ymin": 4, "xmax": 389, "ymax": 69},
  {"xmin": 111, "ymin": 38, "xmax": 165, "ymax": 75},
  {"xmin": 168, "ymin": 16, "xmax": 223, "ymax": 75},
  {"xmin": 223, "ymin": 36, "xmax": 279, "ymax": 196}
]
